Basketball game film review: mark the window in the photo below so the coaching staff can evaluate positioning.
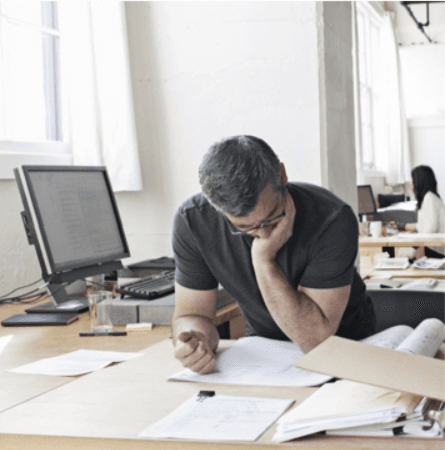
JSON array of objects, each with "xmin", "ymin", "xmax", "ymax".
[
  {"xmin": 0, "ymin": 2, "xmax": 70, "ymax": 179},
  {"xmin": 355, "ymin": 2, "xmax": 383, "ymax": 171}
]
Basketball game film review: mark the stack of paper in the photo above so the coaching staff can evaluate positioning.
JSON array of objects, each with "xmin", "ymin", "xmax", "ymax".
[
  {"xmin": 366, "ymin": 276, "xmax": 402, "ymax": 289},
  {"xmin": 273, "ymin": 318, "xmax": 445, "ymax": 442},
  {"xmin": 412, "ymin": 257, "xmax": 445, "ymax": 270},
  {"xmin": 399, "ymin": 278, "xmax": 438, "ymax": 291},
  {"xmin": 273, "ymin": 380, "xmax": 422, "ymax": 442},
  {"xmin": 326, "ymin": 396, "xmax": 443, "ymax": 438},
  {"xmin": 374, "ymin": 257, "xmax": 410, "ymax": 270}
]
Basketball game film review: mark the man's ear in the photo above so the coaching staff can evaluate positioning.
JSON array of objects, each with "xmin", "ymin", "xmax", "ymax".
[{"xmin": 280, "ymin": 163, "xmax": 288, "ymax": 186}]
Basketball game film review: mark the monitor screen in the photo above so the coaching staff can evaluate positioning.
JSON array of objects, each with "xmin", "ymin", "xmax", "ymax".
[
  {"xmin": 357, "ymin": 185, "xmax": 377, "ymax": 216},
  {"xmin": 17, "ymin": 165, "xmax": 130, "ymax": 275}
]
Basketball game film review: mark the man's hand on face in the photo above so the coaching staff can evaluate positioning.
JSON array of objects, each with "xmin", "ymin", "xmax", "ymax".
[
  {"xmin": 251, "ymin": 192, "xmax": 296, "ymax": 264},
  {"xmin": 174, "ymin": 330, "xmax": 217, "ymax": 374}
]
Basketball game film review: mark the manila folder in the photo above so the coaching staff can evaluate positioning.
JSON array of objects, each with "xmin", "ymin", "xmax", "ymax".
[{"xmin": 295, "ymin": 336, "xmax": 445, "ymax": 401}]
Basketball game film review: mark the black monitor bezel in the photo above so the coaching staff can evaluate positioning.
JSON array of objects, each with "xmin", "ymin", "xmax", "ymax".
[
  {"xmin": 19, "ymin": 165, "xmax": 130, "ymax": 274},
  {"xmin": 357, "ymin": 184, "xmax": 378, "ymax": 216}
]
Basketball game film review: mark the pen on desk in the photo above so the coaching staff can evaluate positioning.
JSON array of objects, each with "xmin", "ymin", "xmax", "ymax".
[{"xmin": 79, "ymin": 331, "xmax": 127, "ymax": 337}]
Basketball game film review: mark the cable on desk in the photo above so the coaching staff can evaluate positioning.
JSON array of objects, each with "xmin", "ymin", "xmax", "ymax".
[
  {"xmin": 0, "ymin": 279, "xmax": 114, "ymax": 307},
  {"xmin": 87, "ymin": 279, "xmax": 111, "ymax": 290},
  {"xmin": 0, "ymin": 281, "xmax": 50, "ymax": 306},
  {"xmin": 17, "ymin": 292, "xmax": 48, "ymax": 304},
  {"xmin": 0, "ymin": 277, "xmax": 43, "ymax": 299},
  {"xmin": 0, "ymin": 292, "xmax": 46, "ymax": 306}
]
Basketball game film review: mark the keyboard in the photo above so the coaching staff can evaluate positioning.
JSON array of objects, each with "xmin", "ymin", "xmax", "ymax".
[{"xmin": 116, "ymin": 271, "xmax": 175, "ymax": 300}]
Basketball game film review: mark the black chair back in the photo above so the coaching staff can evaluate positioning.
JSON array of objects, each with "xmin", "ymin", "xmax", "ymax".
[{"xmin": 368, "ymin": 289, "xmax": 445, "ymax": 332}]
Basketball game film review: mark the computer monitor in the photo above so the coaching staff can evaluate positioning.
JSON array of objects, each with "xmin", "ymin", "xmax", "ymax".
[
  {"xmin": 14, "ymin": 165, "xmax": 130, "ymax": 312},
  {"xmin": 357, "ymin": 184, "xmax": 377, "ymax": 219}
]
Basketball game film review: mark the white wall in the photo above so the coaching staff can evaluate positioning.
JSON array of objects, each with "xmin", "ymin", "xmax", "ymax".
[
  {"xmin": 392, "ymin": 1, "xmax": 445, "ymax": 198},
  {"xmin": 0, "ymin": 181, "xmax": 42, "ymax": 292},
  {"xmin": 399, "ymin": 45, "xmax": 445, "ymax": 198},
  {"xmin": 0, "ymin": 2, "xmax": 356, "ymax": 295},
  {"xmin": 117, "ymin": 2, "xmax": 320, "ymax": 266},
  {"xmin": 408, "ymin": 117, "xmax": 445, "ymax": 199}
]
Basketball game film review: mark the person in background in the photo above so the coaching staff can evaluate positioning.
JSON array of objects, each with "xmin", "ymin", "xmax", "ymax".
[
  {"xmin": 396, "ymin": 165, "xmax": 445, "ymax": 257},
  {"xmin": 171, "ymin": 135, "xmax": 376, "ymax": 374}
]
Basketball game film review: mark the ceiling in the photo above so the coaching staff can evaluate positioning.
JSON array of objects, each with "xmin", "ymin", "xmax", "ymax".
[{"xmin": 384, "ymin": 1, "xmax": 445, "ymax": 44}]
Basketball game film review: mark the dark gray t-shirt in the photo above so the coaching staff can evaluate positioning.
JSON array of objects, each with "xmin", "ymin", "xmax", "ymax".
[{"xmin": 172, "ymin": 182, "xmax": 375, "ymax": 341}]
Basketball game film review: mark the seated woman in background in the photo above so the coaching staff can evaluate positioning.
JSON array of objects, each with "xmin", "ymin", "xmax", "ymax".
[{"xmin": 400, "ymin": 165, "xmax": 445, "ymax": 257}]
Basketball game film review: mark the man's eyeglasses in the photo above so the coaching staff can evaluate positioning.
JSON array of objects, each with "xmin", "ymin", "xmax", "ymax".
[{"xmin": 226, "ymin": 200, "xmax": 286, "ymax": 236}]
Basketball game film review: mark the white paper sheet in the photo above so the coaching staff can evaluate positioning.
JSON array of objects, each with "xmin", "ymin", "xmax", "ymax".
[
  {"xmin": 360, "ymin": 325, "xmax": 413, "ymax": 349},
  {"xmin": 8, "ymin": 349, "xmax": 142, "ymax": 376},
  {"xmin": 169, "ymin": 325, "xmax": 434, "ymax": 388},
  {"xmin": 0, "ymin": 334, "xmax": 13, "ymax": 354},
  {"xmin": 139, "ymin": 393, "xmax": 294, "ymax": 441},
  {"xmin": 169, "ymin": 336, "xmax": 333, "ymax": 387}
]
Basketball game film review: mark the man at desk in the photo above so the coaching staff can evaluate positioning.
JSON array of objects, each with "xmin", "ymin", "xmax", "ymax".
[{"xmin": 172, "ymin": 136, "xmax": 376, "ymax": 374}]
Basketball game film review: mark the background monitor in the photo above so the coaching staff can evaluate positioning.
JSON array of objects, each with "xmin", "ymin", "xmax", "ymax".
[
  {"xmin": 14, "ymin": 165, "xmax": 130, "ymax": 311},
  {"xmin": 357, "ymin": 184, "xmax": 377, "ymax": 218}
]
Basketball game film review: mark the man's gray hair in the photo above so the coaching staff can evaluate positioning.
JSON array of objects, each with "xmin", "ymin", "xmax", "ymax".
[{"xmin": 199, "ymin": 135, "xmax": 282, "ymax": 216}]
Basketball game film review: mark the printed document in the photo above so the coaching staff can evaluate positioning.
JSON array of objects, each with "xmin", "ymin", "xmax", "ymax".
[
  {"xmin": 139, "ymin": 393, "xmax": 294, "ymax": 441},
  {"xmin": 8, "ymin": 349, "xmax": 142, "ymax": 376},
  {"xmin": 169, "ymin": 336, "xmax": 333, "ymax": 387},
  {"xmin": 169, "ymin": 320, "xmax": 443, "ymax": 387}
]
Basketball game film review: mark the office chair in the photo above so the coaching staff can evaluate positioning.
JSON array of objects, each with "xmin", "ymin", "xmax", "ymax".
[{"xmin": 368, "ymin": 289, "xmax": 445, "ymax": 332}]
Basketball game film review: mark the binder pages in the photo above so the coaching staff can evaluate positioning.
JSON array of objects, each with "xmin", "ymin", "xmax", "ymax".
[
  {"xmin": 273, "ymin": 380, "xmax": 423, "ymax": 442},
  {"xmin": 274, "ymin": 318, "xmax": 445, "ymax": 442}
]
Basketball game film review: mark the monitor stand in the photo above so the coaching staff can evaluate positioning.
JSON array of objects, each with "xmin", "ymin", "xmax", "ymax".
[{"xmin": 25, "ymin": 283, "xmax": 90, "ymax": 314}]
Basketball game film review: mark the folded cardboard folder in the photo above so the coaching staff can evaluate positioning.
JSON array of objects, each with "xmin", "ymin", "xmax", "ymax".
[{"xmin": 295, "ymin": 336, "xmax": 445, "ymax": 401}]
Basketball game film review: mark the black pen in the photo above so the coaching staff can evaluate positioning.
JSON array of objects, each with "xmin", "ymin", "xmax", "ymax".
[{"xmin": 79, "ymin": 331, "xmax": 127, "ymax": 337}]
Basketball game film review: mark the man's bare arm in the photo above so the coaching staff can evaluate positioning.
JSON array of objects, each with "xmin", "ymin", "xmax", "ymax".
[
  {"xmin": 251, "ymin": 191, "xmax": 350, "ymax": 352},
  {"xmin": 171, "ymin": 283, "xmax": 219, "ymax": 373},
  {"xmin": 253, "ymin": 258, "xmax": 350, "ymax": 352}
]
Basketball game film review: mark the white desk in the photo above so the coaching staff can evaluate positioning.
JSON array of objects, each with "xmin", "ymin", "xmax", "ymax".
[
  {"xmin": 2, "ymin": 337, "xmax": 443, "ymax": 450},
  {"xmin": 359, "ymin": 233, "xmax": 445, "ymax": 263}
]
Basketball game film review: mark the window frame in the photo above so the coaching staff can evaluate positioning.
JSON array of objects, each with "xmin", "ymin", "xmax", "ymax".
[
  {"xmin": 0, "ymin": 3, "xmax": 71, "ymax": 180},
  {"xmin": 355, "ymin": 1, "xmax": 384, "ymax": 175}
]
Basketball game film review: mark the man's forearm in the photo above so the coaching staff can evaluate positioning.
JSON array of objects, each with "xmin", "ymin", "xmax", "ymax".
[
  {"xmin": 172, "ymin": 315, "xmax": 219, "ymax": 351},
  {"xmin": 253, "ymin": 259, "xmax": 333, "ymax": 352}
]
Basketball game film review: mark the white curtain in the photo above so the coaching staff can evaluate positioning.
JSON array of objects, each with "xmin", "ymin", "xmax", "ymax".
[
  {"xmin": 58, "ymin": 3, "xmax": 142, "ymax": 191},
  {"xmin": 375, "ymin": 12, "xmax": 411, "ymax": 186}
]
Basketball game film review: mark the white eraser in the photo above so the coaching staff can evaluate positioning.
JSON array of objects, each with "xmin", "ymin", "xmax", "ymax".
[{"xmin": 126, "ymin": 322, "xmax": 153, "ymax": 331}]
